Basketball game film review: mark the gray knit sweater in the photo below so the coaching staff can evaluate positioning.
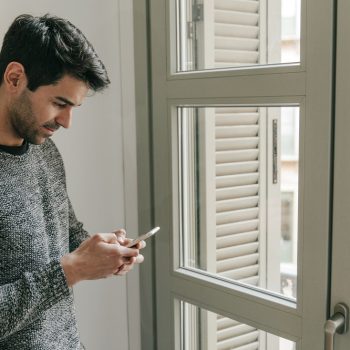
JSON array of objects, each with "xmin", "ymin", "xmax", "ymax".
[{"xmin": 0, "ymin": 139, "xmax": 90, "ymax": 349}]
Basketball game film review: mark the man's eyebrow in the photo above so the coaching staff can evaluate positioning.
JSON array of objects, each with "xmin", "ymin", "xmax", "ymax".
[{"xmin": 55, "ymin": 96, "xmax": 81, "ymax": 107}]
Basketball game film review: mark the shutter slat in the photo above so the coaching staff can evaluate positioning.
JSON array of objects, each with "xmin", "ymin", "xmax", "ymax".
[
  {"xmin": 215, "ymin": 10, "xmax": 259, "ymax": 26},
  {"xmin": 216, "ymin": 113, "xmax": 259, "ymax": 125},
  {"xmin": 240, "ymin": 275, "xmax": 259, "ymax": 285},
  {"xmin": 216, "ymin": 196, "xmax": 259, "ymax": 212},
  {"xmin": 217, "ymin": 253, "xmax": 259, "ymax": 272},
  {"xmin": 217, "ymin": 219, "xmax": 259, "ymax": 237},
  {"xmin": 218, "ymin": 324, "xmax": 256, "ymax": 341},
  {"xmin": 215, "ymin": 107, "xmax": 258, "ymax": 114},
  {"xmin": 217, "ymin": 318, "xmax": 240, "ymax": 330},
  {"xmin": 216, "ymin": 149, "xmax": 259, "ymax": 163},
  {"xmin": 216, "ymin": 207, "xmax": 259, "ymax": 225},
  {"xmin": 216, "ymin": 138, "xmax": 259, "ymax": 151},
  {"xmin": 216, "ymin": 37, "xmax": 259, "ymax": 51},
  {"xmin": 216, "ymin": 185, "xmax": 259, "ymax": 200},
  {"xmin": 215, "ymin": 23, "xmax": 259, "ymax": 38},
  {"xmin": 234, "ymin": 342, "xmax": 259, "ymax": 350},
  {"xmin": 217, "ymin": 242, "xmax": 259, "ymax": 260},
  {"xmin": 220, "ymin": 264, "xmax": 259, "ymax": 279},
  {"xmin": 216, "ymin": 173, "xmax": 259, "ymax": 188},
  {"xmin": 215, "ymin": 61, "xmax": 256, "ymax": 68},
  {"xmin": 217, "ymin": 330, "xmax": 259, "ymax": 350},
  {"xmin": 216, "ymin": 161, "xmax": 259, "ymax": 176},
  {"xmin": 216, "ymin": 125, "xmax": 259, "ymax": 138},
  {"xmin": 215, "ymin": 49, "xmax": 259, "ymax": 63},
  {"xmin": 215, "ymin": 0, "xmax": 259, "ymax": 13},
  {"xmin": 217, "ymin": 231, "xmax": 259, "ymax": 249}
]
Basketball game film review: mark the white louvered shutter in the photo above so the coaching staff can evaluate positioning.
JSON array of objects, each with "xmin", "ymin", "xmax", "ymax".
[
  {"xmin": 214, "ymin": 0, "xmax": 260, "ymax": 68},
  {"xmin": 215, "ymin": 107, "xmax": 262, "ymax": 350},
  {"xmin": 196, "ymin": 1, "xmax": 265, "ymax": 349},
  {"xmin": 215, "ymin": 107, "xmax": 260, "ymax": 287},
  {"xmin": 214, "ymin": 1, "xmax": 262, "ymax": 349}
]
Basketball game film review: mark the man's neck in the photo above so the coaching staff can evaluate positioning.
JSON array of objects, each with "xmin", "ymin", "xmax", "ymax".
[{"xmin": 0, "ymin": 91, "xmax": 23, "ymax": 146}]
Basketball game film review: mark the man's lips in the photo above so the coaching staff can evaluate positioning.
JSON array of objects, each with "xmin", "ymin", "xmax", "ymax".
[{"xmin": 42, "ymin": 125, "xmax": 59, "ymax": 135}]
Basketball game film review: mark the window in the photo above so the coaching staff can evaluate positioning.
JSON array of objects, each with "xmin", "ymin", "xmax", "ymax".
[
  {"xmin": 178, "ymin": 105, "xmax": 299, "ymax": 299},
  {"xmin": 176, "ymin": 0, "xmax": 301, "ymax": 72},
  {"xmin": 176, "ymin": 300, "xmax": 296, "ymax": 350}
]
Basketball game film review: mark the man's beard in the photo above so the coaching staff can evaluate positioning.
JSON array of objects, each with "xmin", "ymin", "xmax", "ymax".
[{"xmin": 8, "ymin": 90, "xmax": 58, "ymax": 145}]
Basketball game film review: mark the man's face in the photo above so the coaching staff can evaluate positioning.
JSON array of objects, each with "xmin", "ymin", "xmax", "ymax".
[{"xmin": 8, "ymin": 75, "xmax": 89, "ymax": 145}]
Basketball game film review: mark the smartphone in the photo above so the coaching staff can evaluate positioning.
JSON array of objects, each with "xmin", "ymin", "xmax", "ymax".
[{"xmin": 126, "ymin": 227, "xmax": 160, "ymax": 248}]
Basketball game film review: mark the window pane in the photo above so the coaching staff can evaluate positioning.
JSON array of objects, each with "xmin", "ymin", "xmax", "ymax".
[
  {"xmin": 177, "ymin": 300, "xmax": 296, "ymax": 350},
  {"xmin": 176, "ymin": 0, "xmax": 301, "ymax": 72},
  {"xmin": 178, "ymin": 105, "xmax": 299, "ymax": 300}
]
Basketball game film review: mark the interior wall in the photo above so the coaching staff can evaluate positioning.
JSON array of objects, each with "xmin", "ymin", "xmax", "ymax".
[{"xmin": 0, "ymin": 1, "xmax": 139, "ymax": 349}]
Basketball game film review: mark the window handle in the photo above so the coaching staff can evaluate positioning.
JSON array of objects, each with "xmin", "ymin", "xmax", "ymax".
[
  {"xmin": 324, "ymin": 303, "xmax": 349, "ymax": 350},
  {"xmin": 273, "ymin": 119, "xmax": 278, "ymax": 184}
]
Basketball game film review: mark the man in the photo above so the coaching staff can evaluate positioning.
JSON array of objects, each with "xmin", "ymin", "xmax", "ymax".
[{"xmin": 0, "ymin": 14, "xmax": 144, "ymax": 349}]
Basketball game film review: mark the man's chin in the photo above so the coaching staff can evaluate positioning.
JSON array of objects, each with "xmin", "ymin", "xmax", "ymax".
[{"xmin": 25, "ymin": 135, "xmax": 49, "ymax": 145}]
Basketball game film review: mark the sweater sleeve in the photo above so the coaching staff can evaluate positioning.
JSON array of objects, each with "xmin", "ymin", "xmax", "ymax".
[
  {"xmin": 0, "ymin": 260, "xmax": 70, "ymax": 340},
  {"xmin": 44, "ymin": 140, "xmax": 90, "ymax": 252},
  {"xmin": 68, "ymin": 198, "xmax": 90, "ymax": 252}
]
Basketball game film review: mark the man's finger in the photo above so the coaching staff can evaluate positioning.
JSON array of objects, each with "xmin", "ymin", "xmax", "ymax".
[
  {"xmin": 113, "ymin": 229, "xmax": 126, "ymax": 243},
  {"xmin": 123, "ymin": 256, "xmax": 136, "ymax": 265},
  {"xmin": 135, "ymin": 240, "xmax": 146, "ymax": 249},
  {"xmin": 95, "ymin": 233, "xmax": 119, "ymax": 244},
  {"xmin": 114, "ymin": 228, "xmax": 126, "ymax": 236},
  {"xmin": 101, "ymin": 243, "xmax": 140, "ymax": 258},
  {"xmin": 97, "ymin": 240, "xmax": 138, "ymax": 257},
  {"xmin": 135, "ymin": 254, "xmax": 144, "ymax": 264}
]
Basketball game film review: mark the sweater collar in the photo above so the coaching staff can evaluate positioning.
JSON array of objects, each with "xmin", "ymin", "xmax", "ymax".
[{"xmin": 0, "ymin": 141, "xmax": 29, "ymax": 156}]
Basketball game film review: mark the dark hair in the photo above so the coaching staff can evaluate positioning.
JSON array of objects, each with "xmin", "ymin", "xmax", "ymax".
[{"xmin": 0, "ymin": 14, "xmax": 110, "ymax": 91}]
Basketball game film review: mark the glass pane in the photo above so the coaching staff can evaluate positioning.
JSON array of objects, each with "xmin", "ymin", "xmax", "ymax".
[
  {"xmin": 178, "ymin": 105, "xmax": 299, "ymax": 300},
  {"xmin": 176, "ymin": 0, "xmax": 301, "ymax": 72},
  {"xmin": 177, "ymin": 300, "xmax": 296, "ymax": 350}
]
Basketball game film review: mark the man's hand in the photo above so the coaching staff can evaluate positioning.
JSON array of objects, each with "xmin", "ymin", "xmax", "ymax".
[
  {"xmin": 61, "ymin": 232, "xmax": 144, "ymax": 287},
  {"xmin": 112, "ymin": 229, "xmax": 145, "ymax": 275}
]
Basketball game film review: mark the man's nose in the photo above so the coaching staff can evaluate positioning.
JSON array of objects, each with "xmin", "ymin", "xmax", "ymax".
[{"xmin": 56, "ymin": 107, "xmax": 73, "ymax": 129}]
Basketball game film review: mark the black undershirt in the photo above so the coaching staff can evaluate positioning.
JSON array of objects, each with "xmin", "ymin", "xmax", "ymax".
[{"xmin": 0, "ymin": 141, "xmax": 29, "ymax": 155}]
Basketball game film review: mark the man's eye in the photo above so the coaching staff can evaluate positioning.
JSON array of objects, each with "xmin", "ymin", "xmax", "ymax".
[{"xmin": 54, "ymin": 102, "xmax": 66, "ymax": 108}]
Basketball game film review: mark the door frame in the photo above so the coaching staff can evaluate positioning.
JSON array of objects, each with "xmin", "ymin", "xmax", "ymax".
[
  {"xmin": 331, "ymin": 0, "xmax": 350, "ymax": 348},
  {"xmin": 133, "ymin": 0, "xmax": 336, "ymax": 348}
]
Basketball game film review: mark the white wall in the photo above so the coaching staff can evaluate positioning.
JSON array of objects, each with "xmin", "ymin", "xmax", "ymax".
[{"xmin": 0, "ymin": 1, "xmax": 140, "ymax": 349}]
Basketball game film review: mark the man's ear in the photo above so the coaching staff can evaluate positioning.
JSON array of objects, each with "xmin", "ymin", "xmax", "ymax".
[{"xmin": 3, "ymin": 62, "xmax": 27, "ymax": 92}]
